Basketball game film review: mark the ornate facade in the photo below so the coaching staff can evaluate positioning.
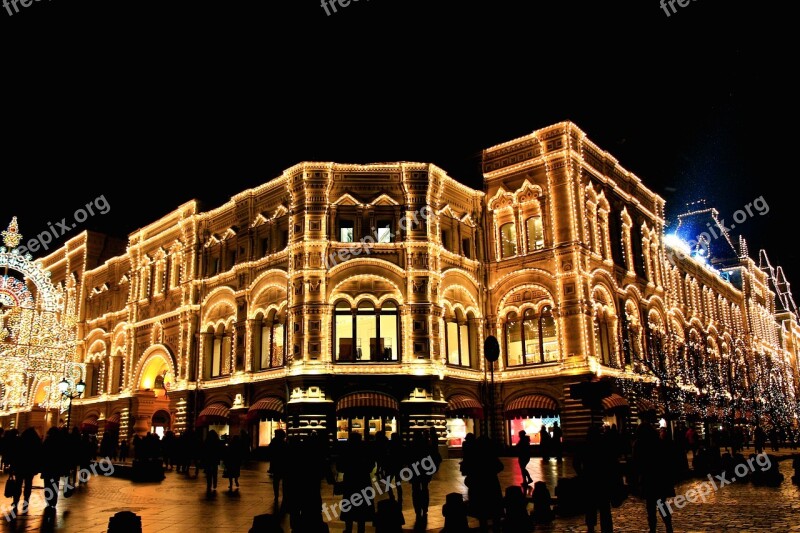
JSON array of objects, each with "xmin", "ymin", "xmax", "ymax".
[{"xmin": 2, "ymin": 122, "xmax": 798, "ymax": 449}]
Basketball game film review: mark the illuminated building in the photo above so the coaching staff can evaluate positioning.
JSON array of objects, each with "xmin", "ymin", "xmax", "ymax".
[{"xmin": 2, "ymin": 122, "xmax": 798, "ymax": 448}]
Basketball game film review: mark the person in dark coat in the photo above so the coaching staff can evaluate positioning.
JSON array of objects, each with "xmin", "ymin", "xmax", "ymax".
[
  {"xmin": 268, "ymin": 429, "xmax": 288, "ymax": 509},
  {"xmin": 202, "ymin": 430, "xmax": 223, "ymax": 494},
  {"xmin": 40, "ymin": 427, "xmax": 68, "ymax": 515},
  {"xmin": 337, "ymin": 432, "xmax": 376, "ymax": 533},
  {"xmin": 634, "ymin": 423, "xmax": 675, "ymax": 533},
  {"xmin": 551, "ymin": 421, "xmax": 563, "ymax": 461},
  {"xmin": 573, "ymin": 424, "xmax": 617, "ymax": 533},
  {"xmin": 441, "ymin": 492, "xmax": 469, "ymax": 533},
  {"xmin": 516, "ymin": 430, "xmax": 533, "ymax": 486},
  {"xmin": 462, "ymin": 435, "xmax": 504, "ymax": 531},
  {"xmin": 408, "ymin": 430, "xmax": 436, "ymax": 519},
  {"xmin": 384, "ymin": 433, "xmax": 405, "ymax": 504},
  {"xmin": 223, "ymin": 435, "xmax": 244, "ymax": 491},
  {"xmin": 539, "ymin": 425, "xmax": 552, "ymax": 461},
  {"xmin": 10, "ymin": 427, "xmax": 41, "ymax": 514}
]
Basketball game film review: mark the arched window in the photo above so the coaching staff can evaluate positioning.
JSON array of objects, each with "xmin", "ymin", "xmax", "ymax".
[
  {"xmin": 335, "ymin": 300, "xmax": 399, "ymax": 362},
  {"xmin": 594, "ymin": 309, "xmax": 614, "ymax": 367},
  {"xmin": 500, "ymin": 222, "xmax": 517, "ymax": 258},
  {"xmin": 445, "ymin": 309, "xmax": 473, "ymax": 367},
  {"xmin": 505, "ymin": 306, "xmax": 558, "ymax": 367}
]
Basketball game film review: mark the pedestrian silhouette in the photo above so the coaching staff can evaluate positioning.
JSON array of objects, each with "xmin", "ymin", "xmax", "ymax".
[
  {"xmin": 268, "ymin": 429, "xmax": 288, "ymax": 510},
  {"xmin": 409, "ymin": 429, "xmax": 438, "ymax": 519},
  {"xmin": 573, "ymin": 424, "xmax": 616, "ymax": 533},
  {"xmin": 337, "ymin": 432, "xmax": 376, "ymax": 533},
  {"xmin": 551, "ymin": 421, "xmax": 563, "ymax": 461},
  {"xmin": 223, "ymin": 434, "xmax": 244, "ymax": 491},
  {"xmin": 7, "ymin": 427, "xmax": 41, "ymax": 517},
  {"xmin": 202, "ymin": 430, "xmax": 223, "ymax": 494},
  {"xmin": 634, "ymin": 423, "xmax": 675, "ymax": 533},
  {"xmin": 539, "ymin": 425, "xmax": 552, "ymax": 461},
  {"xmin": 516, "ymin": 430, "xmax": 533, "ymax": 486},
  {"xmin": 530, "ymin": 480, "xmax": 554, "ymax": 525},
  {"xmin": 441, "ymin": 492, "xmax": 469, "ymax": 533},
  {"xmin": 40, "ymin": 427, "xmax": 68, "ymax": 518},
  {"xmin": 462, "ymin": 435, "xmax": 503, "ymax": 531},
  {"xmin": 503, "ymin": 485, "xmax": 533, "ymax": 532},
  {"xmin": 385, "ymin": 432, "xmax": 405, "ymax": 504}
]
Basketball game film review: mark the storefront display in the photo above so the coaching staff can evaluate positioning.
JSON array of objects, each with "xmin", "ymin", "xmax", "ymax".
[
  {"xmin": 445, "ymin": 417, "xmax": 476, "ymax": 448},
  {"xmin": 336, "ymin": 416, "xmax": 396, "ymax": 440},
  {"xmin": 508, "ymin": 415, "xmax": 560, "ymax": 445}
]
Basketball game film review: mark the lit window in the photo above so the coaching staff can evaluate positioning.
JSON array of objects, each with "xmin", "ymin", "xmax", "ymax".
[
  {"xmin": 500, "ymin": 222, "xmax": 517, "ymax": 258},
  {"xmin": 526, "ymin": 216, "xmax": 544, "ymax": 251},
  {"xmin": 339, "ymin": 220, "xmax": 354, "ymax": 243},
  {"xmin": 377, "ymin": 220, "xmax": 392, "ymax": 243}
]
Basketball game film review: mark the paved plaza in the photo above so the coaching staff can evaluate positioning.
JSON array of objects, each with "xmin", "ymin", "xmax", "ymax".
[{"xmin": 0, "ymin": 450, "xmax": 798, "ymax": 532}]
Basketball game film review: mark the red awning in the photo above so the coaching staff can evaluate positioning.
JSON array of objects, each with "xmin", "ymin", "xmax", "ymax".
[
  {"xmin": 446, "ymin": 395, "xmax": 484, "ymax": 418},
  {"xmin": 196, "ymin": 403, "xmax": 231, "ymax": 426},
  {"xmin": 247, "ymin": 397, "xmax": 285, "ymax": 422},
  {"xmin": 80, "ymin": 417, "xmax": 99, "ymax": 434},
  {"xmin": 504, "ymin": 394, "xmax": 558, "ymax": 417},
  {"xmin": 336, "ymin": 392, "xmax": 398, "ymax": 414},
  {"xmin": 602, "ymin": 394, "xmax": 629, "ymax": 411},
  {"xmin": 105, "ymin": 413, "xmax": 121, "ymax": 426},
  {"xmin": 636, "ymin": 397, "xmax": 658, "ymax": 413}
]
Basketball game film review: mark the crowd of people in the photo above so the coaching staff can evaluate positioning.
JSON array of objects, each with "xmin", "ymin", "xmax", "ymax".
[{"xmin": 0, "ymin": 417, "xmax": 794, "ymax": 531}]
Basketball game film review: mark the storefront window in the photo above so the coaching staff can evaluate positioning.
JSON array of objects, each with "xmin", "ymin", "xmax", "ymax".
[
  {"xmin": 508, "ymin": 415, "xmax": 561, "ymax": 445},
  {"xmin": 336, "ymin": 416, "xmax": 396, "ymax": 441},
  {"xmin": 445, "ymin": 417, "xmax": 476, "ymax": 448},
  {"xmin": 335, "ymin": 300, "xmax": 400, "ymax": 362},
  {"xmin": 258, "ymin": 419, "xmax": 287, "ymax": 447}
]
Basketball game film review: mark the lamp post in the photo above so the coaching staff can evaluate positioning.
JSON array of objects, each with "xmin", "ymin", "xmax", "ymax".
[
  {"xmin": 58, "ymin": 377, "xmax": 86, "ymax": 429},
  {"xmin": 483, "ymin": 335, "xmax": 500, "ymax": 442}
]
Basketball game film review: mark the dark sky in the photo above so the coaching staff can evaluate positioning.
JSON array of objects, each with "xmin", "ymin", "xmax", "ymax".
[{"xmin": 2, "ymin": 1, "xmax": 796, "ymax": 286}]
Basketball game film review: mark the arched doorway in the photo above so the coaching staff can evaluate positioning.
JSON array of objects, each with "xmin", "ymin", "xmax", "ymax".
[{"xmin": 151, "ymin": 410, "xmax": 171, "ymax": 438}]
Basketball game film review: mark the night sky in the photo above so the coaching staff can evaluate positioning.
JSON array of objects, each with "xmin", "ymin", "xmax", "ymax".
[{"xmin": 2, "ymin": 2, "xmax": 796, "ymax": 287}]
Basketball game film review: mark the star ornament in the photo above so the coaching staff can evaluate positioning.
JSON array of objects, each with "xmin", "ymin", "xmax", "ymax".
[{"xmin": 1, "ymin": 217, "xmax": 23, "ymax": 249}]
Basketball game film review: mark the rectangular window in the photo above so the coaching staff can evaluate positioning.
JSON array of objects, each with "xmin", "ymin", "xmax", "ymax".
[
  {"xmin": 447, "ymin": 322, "xmax": 460, "ymax": 365},
  {"xmin": 377, "ymin": 220, "xmax": 392, "ymax": 243},
  {"xmin": 526, "ymin": 216, "xmax": 544, "ymax": 251},
  {"xmin": 212, "ymin": 337, "xmax": 222, "ymax": 377},
  {"xmin": 260, "ymin": 237, "xmax": 270, "ymax": 256},
  {"xmin": 272, "ymin": 324, "xmax": 284, "ymax": 367},
  {"xmin": 500, "ymin": 223, "xmax": 517, "ymax": 258},
  {"xmin": 441, "ymin": 230, "xmax": 450, "ymax": 252},
  {"xmin": 280, "ymin": 230, "xmax": 289, "ymax": 249},
  {"xmin": 462, "ymin": 238, "xmax": 471, "ymax": 259},
  {"xmin": 260, "ymin": 325, "xmax": 270, "ymax": 370},
  {"xmin": 340, "ymin": 220, "xmax": 355, "ymax": 243},
  {"xmin": 459, "ymin": 323, "xmax": 470, "ymax": 367}
]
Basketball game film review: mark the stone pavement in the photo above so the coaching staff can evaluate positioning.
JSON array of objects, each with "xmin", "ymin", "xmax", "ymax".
[{"xmin": 0, "ymin": 448, "xmax": 798, "ymax": 532}]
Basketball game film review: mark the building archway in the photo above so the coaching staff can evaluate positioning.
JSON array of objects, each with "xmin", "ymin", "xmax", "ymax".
[{"xmin": 151, "ymin": 410, "xmax": 171, "ymax": 437}]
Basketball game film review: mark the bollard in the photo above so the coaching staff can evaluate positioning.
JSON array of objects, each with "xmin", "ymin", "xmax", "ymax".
[{"xmin": 107, "ymin": 511, "xmax": 142, "ymax": 533}]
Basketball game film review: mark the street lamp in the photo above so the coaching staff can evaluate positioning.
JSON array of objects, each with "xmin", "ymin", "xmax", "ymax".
[{"xmin": 58, "ymin": 377, "xmax": 85, "ymax": 429}]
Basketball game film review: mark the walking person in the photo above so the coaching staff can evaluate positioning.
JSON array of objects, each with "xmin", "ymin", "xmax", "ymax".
[
  {"xmin": 337, "ymin": 432, "xmax": 376, "ymax": 533},
  {"xmin": 9, "ymin": 428, "xmax": 41, "ymax": 515},
  {"xmin": 385, "ymin": 432, "xmax": 405, "ymax": 504},
  {"xmin": 202, "ymin": 430, "xmax": 223, "ymax": 494},
  {"xmin": 516, "ymin": 430, "xmax": 534, "ymax": 486},
  {"xmin": 223, "ymin": 435, "xmax": 244, "ymax": 491},
  {"xmin": 634, "ymin": 423, "xmax": 675, "ymax": 533},
  {"xmin": 409, "ymin": 430, "xmax": 435, "ymax": 519},
  {"xmin": 268, "ymin": 429, "xmax": 288, "ymax": 510},
  {"xmin": 40, "ymin": 427, "xmax": 68, "ymax": 520},
  {"xmin": 574, "ymin": 424, "xmax": 617, "ymax": 533}
]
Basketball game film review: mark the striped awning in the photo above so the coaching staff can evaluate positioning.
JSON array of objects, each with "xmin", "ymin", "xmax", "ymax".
[
  {"xmin": 505, "ymin": 394, "xmax": 558, "ymax": 417},
  {"xmin": 247, "ymin": 397, "xmax": 285, "ymax": 422},
  {"xmin": 336, "ymin": 392, "xmax": 398, "ymax": 413},
  {"xmin": 80, "ymin": 417, "xmax": 99, "ymax": 434},
  {"xmin": 196, "ymin": 403, "xmax": 231, "ymax": 426},
  {"xmin": 105, "ymin": 413, "xmax": 121, "ymax": 425},
  {"xmin": 636, "ymin": 397, "xmax": 658, "ymax": 413},
  {"xmin": 446, "ymin": 395, "xmax": 484, "ymax": 418},
  {"xmin": 601, "ymin": 393, "xmax": 629, "ymax": 411}
]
